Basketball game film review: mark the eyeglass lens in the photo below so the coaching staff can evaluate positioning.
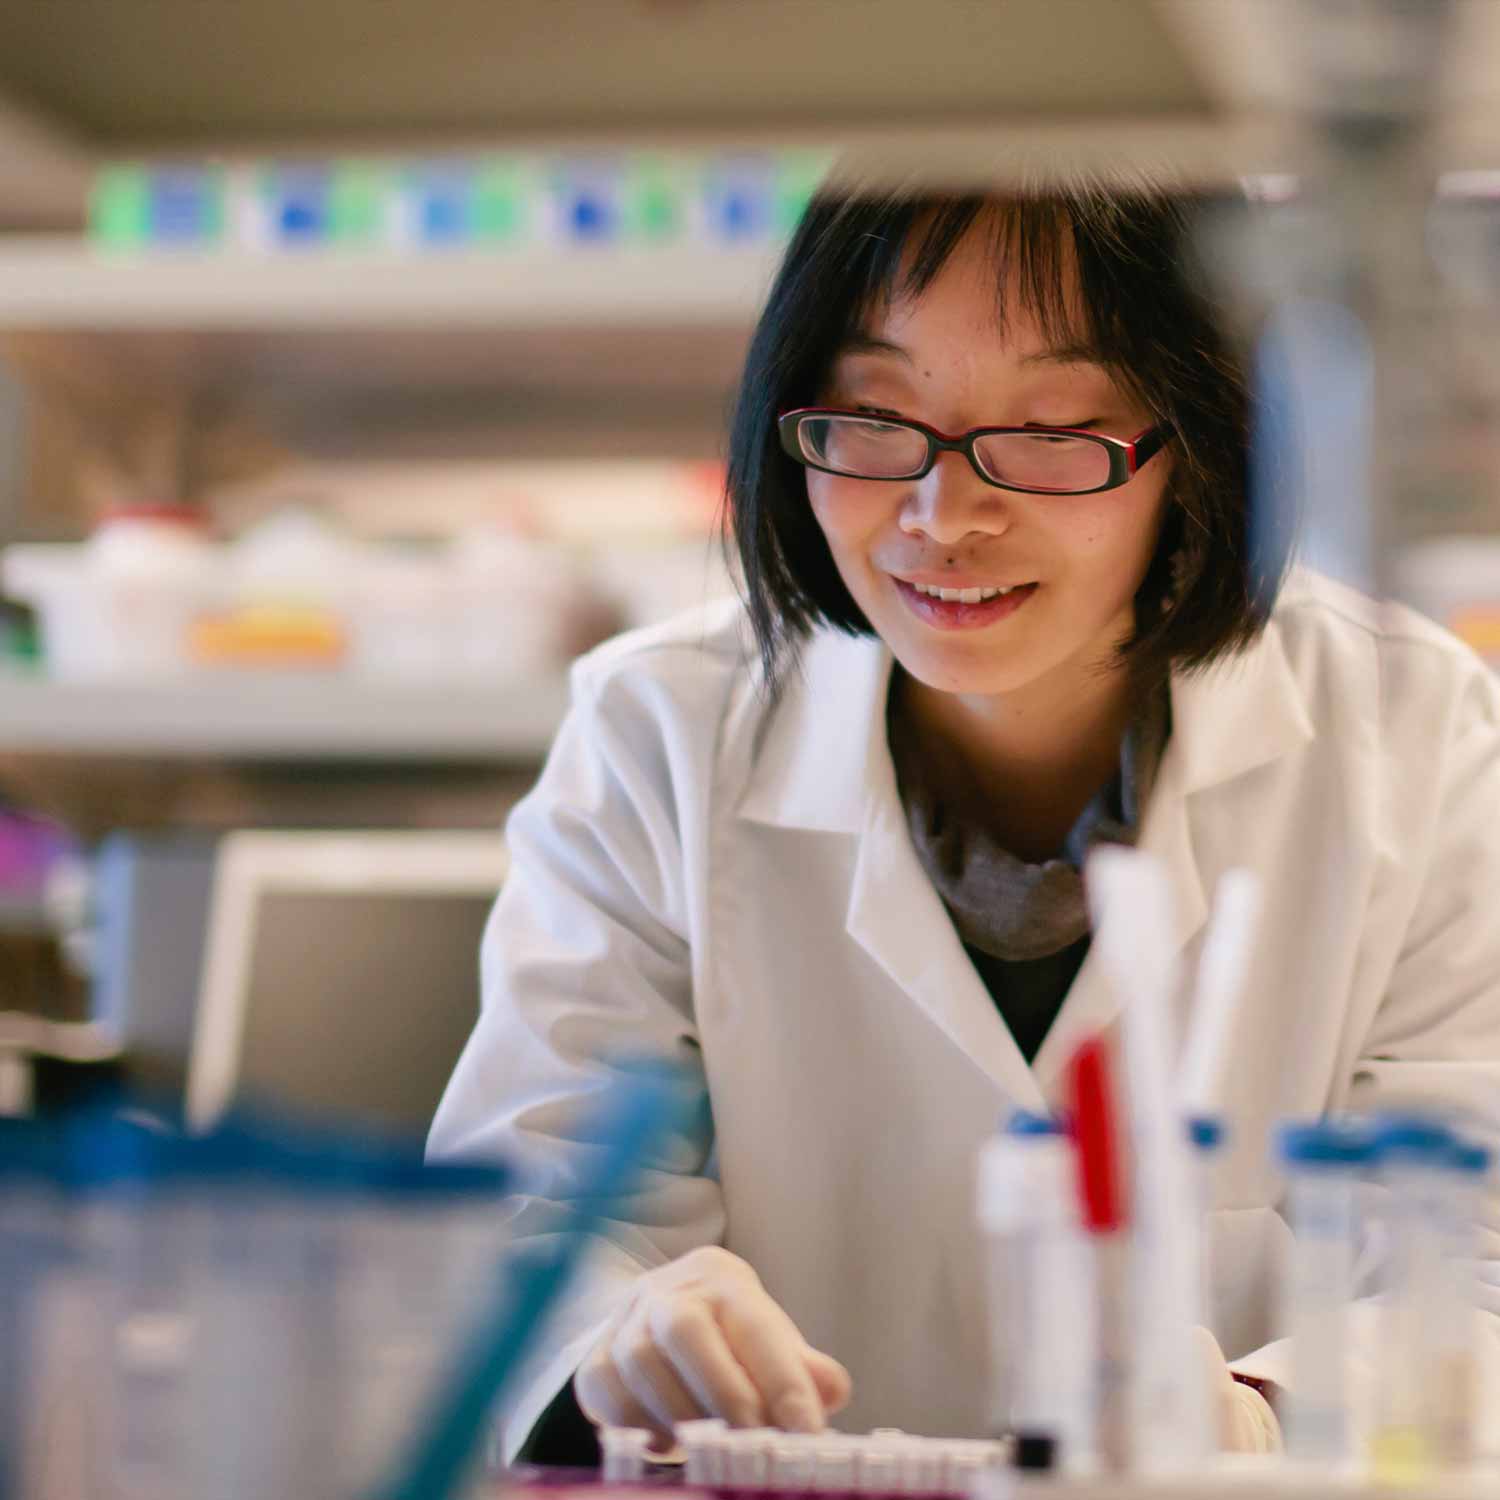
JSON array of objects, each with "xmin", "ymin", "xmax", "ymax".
[{"xmin": 796, "ymin": 414, "xmax": 1113, "ymax": 492}]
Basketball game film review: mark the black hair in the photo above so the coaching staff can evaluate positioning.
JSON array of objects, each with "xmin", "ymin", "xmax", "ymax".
[{"xmin": 724, "ymin": 186, "xmax": 1287, "ymax": 691}]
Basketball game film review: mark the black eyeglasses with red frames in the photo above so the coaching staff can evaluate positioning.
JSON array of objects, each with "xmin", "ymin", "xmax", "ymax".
[{"xmin": 777, "ymin": 408, "xmax": 1174, "ymax": 497}]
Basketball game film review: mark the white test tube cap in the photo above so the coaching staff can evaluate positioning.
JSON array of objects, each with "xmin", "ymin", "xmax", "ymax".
[
  {"xmin": 943, "ymin": 1447, "xmax": 990, "ymax": 1493},
  {"xmin": 600, "ymin": 1426, "xmax": 652, "ymax": 1482},
  {"xmin": 770, "ymin": 1438, "xmax": 818, "ymax": 1492},
  {"xmin": 676, "ymin": 1419, "xmax": 729, "ymax": 1485},
  {"xmin": 812, "ymin": 1441, "xmax": 856, "ymax": 1492},
  {"xmin": 856, "ymin": 1445, "xmax": 898, "ymax": 1491},
  {"xmin": 726, "ymin": 1429, "xmax": 773, "ymax": 1487},
  {"xmin": 895, "ymin": 1439, "xmax": 944, "ymax": 1494}
]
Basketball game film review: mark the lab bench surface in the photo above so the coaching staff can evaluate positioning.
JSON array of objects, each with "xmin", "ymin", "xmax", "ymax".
[{"xmin": 497, "ymin": 1464, "xmax": 1500, "ymax": 1500}]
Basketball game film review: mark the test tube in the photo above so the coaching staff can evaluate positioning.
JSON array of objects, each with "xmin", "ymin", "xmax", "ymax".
[
  {"xmin": 1426, "ymin": 1136, "xmax": 1492, "ymax": 1469},
  {"xmin": 726, "ymin": 1428, "xmax": 773, "ymax": 1487},
  {"xmin": 944, "ymin": 1439, "xmax": 1005, "ymax": 1488},
  {"xmin": 1276, "ymin": 1118, "xmax": 1375, "ymax": 1467},
  {"xmin": 811, "ymin": 1438, "xmax": 855, "ymax": 1493},
  {"xmin": 1368, "ymin": 1115, "xmax": 1454, "ymax": 1480},
  {"xmin": 770, "ymin": 1436, "xmax": 818, "ymax": 1491},
  {"xmin": 1186, "ymin": 1115, "xmax": 1226, "ymax": 1318},
  {"xmin": 975, "ymin": 1111, "xmax": 1094, "ymax": 1470},
  {"xmin": 895, "ymin": 1437, "xmax": 943, "ymax": 1493},
  {"xmin": 601, "ymin": 1426, "xmax": 653, "ymax": 1482},
  {"xmin": 855, "ymin": 1442, "xmax": 897, "ymax": 1493},
  {"xmin": 678, "ymin": 1418, "xmax": 729, "ymax": 1484}
]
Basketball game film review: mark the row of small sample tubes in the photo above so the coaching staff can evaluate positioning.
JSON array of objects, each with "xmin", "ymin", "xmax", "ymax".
[{"xmin": 599, "ymin": 1421, "xmax": 1007, "ymax": 1492}]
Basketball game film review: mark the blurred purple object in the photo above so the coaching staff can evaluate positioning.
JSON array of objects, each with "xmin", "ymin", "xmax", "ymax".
[{"xmin": 0, "ymin": 812, "xmax": 73, "ymax": 896}]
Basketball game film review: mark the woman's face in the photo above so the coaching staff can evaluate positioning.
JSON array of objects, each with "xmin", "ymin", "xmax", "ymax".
[{"xmin": 806, "ymin": 227, "xmax": 1173, "ymax": 701}]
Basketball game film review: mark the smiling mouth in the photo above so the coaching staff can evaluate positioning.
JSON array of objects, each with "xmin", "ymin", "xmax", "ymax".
[
  {"xmin": 891, "ymin": 577, "xmax": 1041, "ymax": 630},
  {"xmin": 905, "ymin": 581, "xmax": 1034, "ymax": 603}
]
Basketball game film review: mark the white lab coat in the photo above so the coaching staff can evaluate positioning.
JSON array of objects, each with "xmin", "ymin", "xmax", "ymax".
[{"xmin": 429, "ymin": 568, "xmax": 1500, "ymax": 1461}]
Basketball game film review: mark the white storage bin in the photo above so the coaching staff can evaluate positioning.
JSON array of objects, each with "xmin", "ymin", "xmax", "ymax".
[
  {"xmin": 346, "ymin": 549, "xmax": 453, "ymax": 679},
  {"xmin": 593, "ymin": 537, "xmax": 737, "ymax": 632},
  {"xmin": 4, "ymin": 508, "xmax": 221, "ymax": 679},
  {"xmin": 446, "ymin": 531, "xmax": 589, "ymax": 682},
  {"xmin": 226, "ymin": 508, "xmax": 355, "ymax": 612}
]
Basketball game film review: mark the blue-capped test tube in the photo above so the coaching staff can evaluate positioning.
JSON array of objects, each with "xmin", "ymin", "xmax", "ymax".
[
  {"xmin": 1186, "ymin": 1116, "xmax": 1225, "ymax": 1316},
  {"xmin": 1277, "ymin": 1118, "xmax": 1375, "ymax": 1466},
  {"xmin": 1428, "ymin": 1136, "xmax": 1492, "ymax": 1469},
  {"xmin": 1368, "ymin": 1114, "xmax": 1454, "ymax": 1479}
]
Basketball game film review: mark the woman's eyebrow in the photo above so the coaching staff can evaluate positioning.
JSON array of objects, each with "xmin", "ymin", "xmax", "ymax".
[
  {"xmin": 1017, "ymin": 341, "xmax": 1110, "ymax": 369},
  {"xmin": 834, "ymin": 334, "xmax": 913, "ymax": 363}
]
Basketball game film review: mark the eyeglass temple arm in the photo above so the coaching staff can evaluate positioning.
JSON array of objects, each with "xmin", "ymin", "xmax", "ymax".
[{"xmin": 1131, "ymin": 425, "xmax": 1172, "ymax": 469}]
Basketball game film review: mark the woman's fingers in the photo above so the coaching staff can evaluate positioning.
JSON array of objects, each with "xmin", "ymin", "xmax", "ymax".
[
  {"xmin": 614, "ymin": 1327, "xmax": 706, "ymax": 1433},
  {"xmin": 718, "ymin": 1292, "xmax": 827, "ymax": 1432},
  {"xmin": 575, "ymin": 1344, "xmax": 657, "ymax": 1433},
  {"xmin": 578, "ymin": 1248, "xmax": 857, "ymax": 1442},
  {"xmin": 803, "ymin": 1346, "xmax": 853, "ymax": 1416},
  {"xmin": 649, "ymin": 1294, "xmax": 765, "ymax": 1426}
]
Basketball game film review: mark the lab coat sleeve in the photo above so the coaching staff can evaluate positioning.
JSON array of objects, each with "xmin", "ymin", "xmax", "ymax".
[
  {"xmin": 427, "ymin": 654, "xmax": 726, "ymax": 1463},
  {"xmin": 1233, "ymin": 653, "xmax": 1500, "ymax": 1407}
]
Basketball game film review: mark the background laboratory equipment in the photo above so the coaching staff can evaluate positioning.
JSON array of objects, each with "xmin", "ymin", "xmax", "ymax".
[
  {"xmin": 3, "ymin": 2, "xmax": 1500, "ymax": 1497},
  {"xmin": 2, "ymin": 1059, "xmax": 689, "ymax": 1500}
]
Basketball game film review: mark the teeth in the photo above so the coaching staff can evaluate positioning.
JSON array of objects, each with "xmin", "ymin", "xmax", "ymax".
[{"xmin": 911, "ymin": 581, "xmax": 1015, "ymax": 601}]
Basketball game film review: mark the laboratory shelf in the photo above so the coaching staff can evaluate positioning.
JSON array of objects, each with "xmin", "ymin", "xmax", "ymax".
[
  {"xmin": 0, "ymin": 238, "xmax": 771, "ymax": 447},
  {"xmin": 0, "ymin": 238, "xmax": 782, "ymax": 330},
  {"xmin": 0, "ymin": 670, "xmax": 572, "ymax": 761}
]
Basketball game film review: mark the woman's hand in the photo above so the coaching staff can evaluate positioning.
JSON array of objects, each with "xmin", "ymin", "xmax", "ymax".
[
  {"xmin": 1191, "ymin": 1326, "xmax": 1282, "ymax": 1454},
  {"xmin": 575, "ymin": 1247, "xmax": 852, "ymax": 1443}
]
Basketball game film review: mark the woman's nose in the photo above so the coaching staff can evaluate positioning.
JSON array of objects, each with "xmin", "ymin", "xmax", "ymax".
[{"xmin": 898, "ymin": 451, "xmax": 1012, "ymax": 544}]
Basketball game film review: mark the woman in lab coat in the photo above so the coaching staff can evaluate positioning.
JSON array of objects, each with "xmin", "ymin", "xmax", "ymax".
[{"xmin": 429, "ymin": 189, "xmax": 1500, "ymax": 1463}]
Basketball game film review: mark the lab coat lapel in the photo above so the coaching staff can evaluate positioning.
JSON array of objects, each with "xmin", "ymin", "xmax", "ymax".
[
  {"xmin": 1031, "ymin": 613, "xmax": 1316, "ymax": 1103},
  {"xmin": 845, "ymin": 771, "xmax": 1046, "ymax": 1110},
  {"xmin": 736, "ymin": 627, "xmax": 1042, "ymax": 1106}
]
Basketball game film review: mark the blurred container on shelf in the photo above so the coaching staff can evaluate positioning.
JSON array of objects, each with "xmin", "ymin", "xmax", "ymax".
[
  {"xmin": 193, "ymin": 507, "xmax": 352, "ymax": 669},
  {"xmin": 4, "ymin": 507, "xmax": 219, "ymax": 679},
  {"xmin": 91, "ymin": 163, "xmax": 228, "ymax": 250},
  {"xmin": 700, "ymin": 153, "xmax": 777, "ymax": 244},
  {"xmin": 235, "ymin": 161, "xmax": 372, "ymax": 252},
  {"xmin": 344, "ymin": 530, "xmax": 589, "ymax": 683},
  {"xmin": 88, "ymin": 148, "xmax": 834, "ymax": 255},
  {"xmin": 593, "ymin": 537, "xmax": 737, "ymax": 633},
  {"xmin": 0, "ymin": 501, "xmax": 647, "ymax": 684},
  {"xmin": 443, "ymin": 527, "xmax": 597, "ymax": 680},
  {"xmin": 0, "ymin": 812, "xmax": 75, "ymax": 915},
  {"xmin": 1397, "ymin": 537, "xmax": 1500, "ymax": 670}
]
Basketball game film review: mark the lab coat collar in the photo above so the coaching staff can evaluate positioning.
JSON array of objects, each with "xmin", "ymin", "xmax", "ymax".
[
  {"xmin": 736, "ymin": 611, "xmax": 1314, "ymax": 833},
  {"xmin": 1168, "ymin": 613, "xmax": 1317, "ymax": 797},
  {"xmin": 736, "ymin": 625, "xmax": 891, "ymax": 835},
  {"xmin": 735, "ymin": 612, "xmax": 1315, "ymax": 1101}
]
